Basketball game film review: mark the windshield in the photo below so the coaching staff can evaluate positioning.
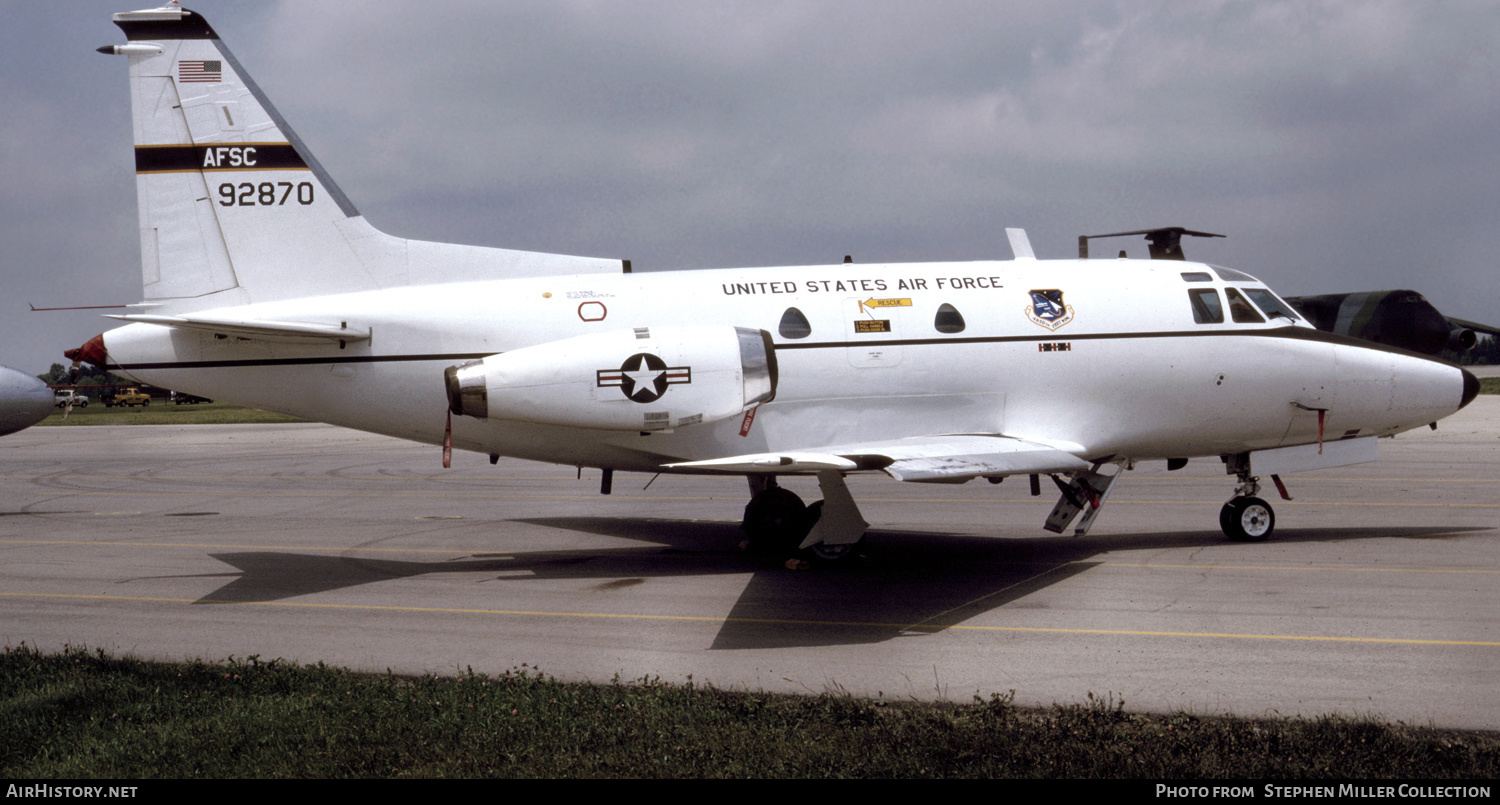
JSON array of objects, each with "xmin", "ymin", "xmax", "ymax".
[{"xmin": 1242, "ymin": 288, "xmax": 1301, "ymax": 322}]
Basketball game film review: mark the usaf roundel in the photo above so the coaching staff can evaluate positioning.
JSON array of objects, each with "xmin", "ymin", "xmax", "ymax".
[{"xmin": 597, "ymin": 353, "xmax": 692, "ymax": 403}]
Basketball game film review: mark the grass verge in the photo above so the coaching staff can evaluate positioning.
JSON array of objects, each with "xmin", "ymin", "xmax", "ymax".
[
  {"xmin": 37, "ymin": 401, "xmax": 305, "ymax": 426},
  {"xmin": 2, "ymin": 644, "xmax": 1496, "ymax": 778},
  {"xmin": 1480, "ymin": 377, "xmax": 1500, "ymax": 395}
]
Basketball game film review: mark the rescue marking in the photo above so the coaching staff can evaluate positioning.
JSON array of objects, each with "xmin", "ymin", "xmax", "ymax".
[{"xmin": 860, "ymin": 297, "xmax": 912, "ymax": 312}]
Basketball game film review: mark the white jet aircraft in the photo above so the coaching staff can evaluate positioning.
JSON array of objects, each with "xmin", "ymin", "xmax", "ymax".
[{"xmin": 77, "ymin": 4, "xmax": 1479, "ymax": 559}]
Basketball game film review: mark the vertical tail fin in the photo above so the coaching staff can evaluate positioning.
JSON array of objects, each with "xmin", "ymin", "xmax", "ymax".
[
  {"xmin": 101, "ymin": 3, "xmax": 621, "ymax": 313},
  {"xmin": 104, "ymin": 2, "xmax": 376, "ymax": 309}
]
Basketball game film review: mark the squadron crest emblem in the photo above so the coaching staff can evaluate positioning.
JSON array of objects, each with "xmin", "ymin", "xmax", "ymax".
[{"xmin": 1025, "ymin": 289, "xmax": 1075, "ymax": 331}]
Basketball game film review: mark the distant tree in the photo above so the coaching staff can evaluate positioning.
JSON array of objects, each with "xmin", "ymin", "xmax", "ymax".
[{"xmin": 41, "ymin": 364, "xmax": 69, "ymax": 385}]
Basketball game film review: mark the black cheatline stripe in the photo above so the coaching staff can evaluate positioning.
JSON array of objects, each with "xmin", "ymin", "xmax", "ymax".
[
  {"xmin": 104, "ymin": 326, "xmax": 1459, "ymax": 373},
  {"xmin": 776, "ymin": 325, "xmax": 1459, "ymax": 365},
  {"xmin": 135, "ymin": 144, "xmax": 307, "ymax": 174}
]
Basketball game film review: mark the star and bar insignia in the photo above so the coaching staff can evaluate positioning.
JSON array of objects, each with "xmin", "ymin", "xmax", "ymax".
[{"xmin": 597, "ymin": 353, "xmax": 691, "ymax": 403}]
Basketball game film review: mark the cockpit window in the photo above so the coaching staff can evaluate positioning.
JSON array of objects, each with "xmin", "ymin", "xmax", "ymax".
[
  {"xmin": 778, "ymin": 307, "xmax": 812, "ymax": 339},
  {"xmin": 1242, "ymin": 288, "xmax": 1300, "ymax": 323},
  {"xmin": 1212, "ymin": 266, "xmax": 1257, "ymax": 282},
  {"xmin": 934, "ymin": 303, "xmax": 966, "ymax": 333},
  {"xmin": 1188, "ymin": 288, "xmax": 1224, "ymax": 324},
  {"xmin": 1225, "ymin": 288, "xmax": 1265, "ymax": 323},
  {"xmin": 1180, "ymin": 272, "xmax": 1213, "ymax": 282}
]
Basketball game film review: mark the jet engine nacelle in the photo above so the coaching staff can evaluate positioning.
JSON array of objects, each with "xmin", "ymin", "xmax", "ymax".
[
  {"xmin": 1447, "ymin": 326, "xmax": 1478, "ymax": 353},
  {"xmin": 445, "ymin": 326, "xmax": 777, "ymax": 432}
]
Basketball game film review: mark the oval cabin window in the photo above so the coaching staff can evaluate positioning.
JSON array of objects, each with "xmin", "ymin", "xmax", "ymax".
[
  {"xmin": 934, "ymin": 303, "xmax": 966, "ymax": 334},
  {"xmin": 778, "ymin": 307, "xmax": 812, "ymax": 339}
]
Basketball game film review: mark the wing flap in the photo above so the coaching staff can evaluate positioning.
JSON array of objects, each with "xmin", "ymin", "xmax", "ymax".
[
  {"xmin": 867, "ymin": 435, "xmax": 1091, "ymax": 481},
  {"xmin": 664, "ymin": 453, "xmax": 858, "ymax": 473},
  {"xmin": 666, "ymin": 434, "xmax": 1087, "ymax": 481}
]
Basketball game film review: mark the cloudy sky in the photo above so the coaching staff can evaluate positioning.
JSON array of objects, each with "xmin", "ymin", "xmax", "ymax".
[{"xmin": 4, "ymin": 0, "xmax": 1498, "ymax": 374}]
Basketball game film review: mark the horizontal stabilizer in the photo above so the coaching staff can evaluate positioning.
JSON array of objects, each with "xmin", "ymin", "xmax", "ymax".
[{"xmin": 105, "ymin": 313, "xmax": 370, "ymax": 343}]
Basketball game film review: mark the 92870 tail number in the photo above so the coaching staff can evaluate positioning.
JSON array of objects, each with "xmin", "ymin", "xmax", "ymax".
[{"xmin": 218, "ymin": 181, "xmax": 314, "ymax": 206}]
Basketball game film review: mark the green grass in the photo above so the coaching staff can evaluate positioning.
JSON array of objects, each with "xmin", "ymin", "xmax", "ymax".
[
  {"xmin": 38, "ymin": 400, "xmax": 304, "ymax": 426},
  {"xmin": 1480, "ymin": 377, "xmax": 1500, "ymax": 395},
  {"xmin": 2, "ymin": 645, "xmax": 1496, "ymax": 778}
]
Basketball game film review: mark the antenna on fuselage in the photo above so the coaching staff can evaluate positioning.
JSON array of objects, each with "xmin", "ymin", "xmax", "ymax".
[
  {"xmin": 1078, "ymin": 227, "xmax": 1224, "ymax": 260},
  {"xmin": 1006, "ymin": 229, "xmax": 1036, "ymax": 260}
]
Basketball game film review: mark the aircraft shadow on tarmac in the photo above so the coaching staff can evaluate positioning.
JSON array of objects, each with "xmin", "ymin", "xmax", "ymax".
[{"xmin": 180, "ymin": 516, "xmax": 1488, "ymax": 650}]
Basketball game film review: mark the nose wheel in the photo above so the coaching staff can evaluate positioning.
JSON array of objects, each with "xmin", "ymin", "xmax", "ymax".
[{"xmin": 1220, "ymin": 496, "xmax": 1274, "ymax": 542}]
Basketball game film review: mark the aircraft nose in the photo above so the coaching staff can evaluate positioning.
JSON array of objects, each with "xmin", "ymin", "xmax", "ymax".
[{"xmin": 1460, "ymin": 368, "xmax": 1480, "ymax": 410}]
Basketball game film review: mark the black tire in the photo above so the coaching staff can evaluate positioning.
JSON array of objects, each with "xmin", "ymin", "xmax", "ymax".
[
  {"xmin": 742, "ymin": 487, "xmax": 809, "ymax": 554},
  {"xmin": 1221, "ymin": 496, "xmax": 1274, "ymax": 542}
]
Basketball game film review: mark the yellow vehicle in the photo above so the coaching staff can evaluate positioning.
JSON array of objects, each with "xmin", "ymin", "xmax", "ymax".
[{"xmin": 106, "ymin": 387, "xmax": 151, "ymax": 407}]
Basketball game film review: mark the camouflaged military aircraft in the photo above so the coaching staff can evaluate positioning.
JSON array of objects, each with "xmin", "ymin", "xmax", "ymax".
[{"xmin": 71, "ymin": 4, "xmax": 1480, "ymax": 559}]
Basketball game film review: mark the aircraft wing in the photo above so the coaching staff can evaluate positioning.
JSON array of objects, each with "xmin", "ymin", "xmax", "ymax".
[
  {"xmin": 105, "ymin": 314, "xmax": 370, "ymax": 344},
  {"xmin": 1447, "ymin": 316, "xmax": 1500, "ymax": 338},
  {"xmin": 666, "ymin": 434, "xmax": 1090, "ymax": 482}
]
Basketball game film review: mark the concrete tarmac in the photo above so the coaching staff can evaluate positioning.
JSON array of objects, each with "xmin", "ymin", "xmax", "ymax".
[{"xmin": 3, "ymin": 398, "xmax": 1497, "ymax": 728}]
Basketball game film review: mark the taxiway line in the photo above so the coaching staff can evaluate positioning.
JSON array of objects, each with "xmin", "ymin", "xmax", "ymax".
[
  {"xmin": 2, "ymin": 539, "xmax": 1496, "ymax": 577},
  {"xmin": 4, "ymin": 591, "xmax": 1497, "ymax": 648}
]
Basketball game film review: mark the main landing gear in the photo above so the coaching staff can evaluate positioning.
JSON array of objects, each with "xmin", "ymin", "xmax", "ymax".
[
  {"xmin": 1220, "ymin": 453, "xmax": 1277, "ymax": 542},
  {"xmin": 742, "ymin": 471, "xmax": 869, "ymax": 564}
]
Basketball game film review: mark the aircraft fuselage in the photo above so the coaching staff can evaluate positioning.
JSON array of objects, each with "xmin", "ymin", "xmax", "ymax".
[{"xmin": 103, "ymin": 258, "xmax": 1468, "ymax": 474}]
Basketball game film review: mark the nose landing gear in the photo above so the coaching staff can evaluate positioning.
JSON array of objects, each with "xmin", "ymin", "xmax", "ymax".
[
  {"xmin": 1221, "ymin": 495, "xmax": 1274, "ymax": 541},
  {"xmin": 1221, "ymin": 453, "xmax": 1275, "ymax": 541}
]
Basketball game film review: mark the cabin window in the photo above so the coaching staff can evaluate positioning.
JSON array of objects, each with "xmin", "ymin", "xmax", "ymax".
[
  {"xmin": 1180, "ymin": 272, "xmax": 1213, "ymax": 282},
  {"xmin": 778, "ymin": 307, "xmax": 812, "ymax": 339},
  {"xmin": 1242, "ymin": 288, "xmax": 1300, "ymax": 323},
  {"xmin": 933, "ymin": 303, "xmax": 966, "ymax": 334},
  {"xmin": 1225, "ymin": 288, "xmax": 1265, "ymax": 323},
  {"xmin": 1188, "ymin": 289, "xmax": 1224, "ymax": 324}
]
